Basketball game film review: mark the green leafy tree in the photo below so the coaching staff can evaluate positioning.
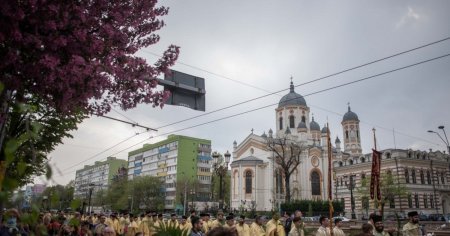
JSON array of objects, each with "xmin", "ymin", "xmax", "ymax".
[
  {"xmin": 211, "ymin": 172, "xmax": 230, "ymax": 208},
  {"xmin": 131, "ymin": 176, "xmax": 165, "ymax": 211},
  {"xmin": 356, "ymin": 177, "xmax": 370, "ymax": 218},
  {"xmin": 104, "ymin": 176, "xmax": 129, "ymax": 212}
]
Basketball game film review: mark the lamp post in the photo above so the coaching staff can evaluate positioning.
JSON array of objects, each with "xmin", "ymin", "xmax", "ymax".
[
  {"xmin": 212, "ymin": 151, "xmax": 231, "ymax": 210},
  {"xmin": 347, "ymin": 176, "xmax": 356, "ymax": 219},
  {"xmin": 428, "ymin": 126, "xmax": 450, "ymax": 159},
  {"xmin": 190, "ymin": 189, "xmax": 196, "ymax": 211},
  {"xmin": 87, "ymin": 183, "xmax": 95, "ymax": 215}
]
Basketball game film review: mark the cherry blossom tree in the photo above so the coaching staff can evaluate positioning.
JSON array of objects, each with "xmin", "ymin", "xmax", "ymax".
[{"xmin": 0, "ymin": 0, "xmax": 179, "ymax": 190}]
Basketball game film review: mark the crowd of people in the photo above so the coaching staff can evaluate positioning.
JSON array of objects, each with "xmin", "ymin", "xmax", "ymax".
[{"xmin": 0, "ymin": 208, "xmax": 428, "ymax": 236}]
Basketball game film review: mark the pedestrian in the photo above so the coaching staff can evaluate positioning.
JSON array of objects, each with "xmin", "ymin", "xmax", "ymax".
[
  {"xmin": 288, "ymin": 217, "xmax": 304, "ymax": 236},
  {"xmin": 315, "ymin": 216, "xmax": 330, "ymax": 236},
  {"xmin": 235, "ymin": 215, "xmax": 250, "ymax": 236},
  {"xmin": 402, "ymin": 211, "xmax": 421, "ymax": 236},
  {"xmin": 250, "ymin": 215, "xmax": 265, "ymax": 236},
  {"xmin": 190, "ymin": 216, "xmax": 204, "ymax": 236}
]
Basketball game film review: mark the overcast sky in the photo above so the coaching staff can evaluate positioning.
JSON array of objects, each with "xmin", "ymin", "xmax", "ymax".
[{"xmin": 40, "ymin": 0, "xmax": 450, "ymax": 186}]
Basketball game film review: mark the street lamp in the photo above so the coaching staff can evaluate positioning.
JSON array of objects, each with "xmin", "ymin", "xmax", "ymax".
[
  {"xmin": 347, "ymin": 176, "xmax": 356, "ymax": 219},
  {"xmin": 428, "ymin": 126, "xmax": 450, "ymax": 158},
  {"xmin": 212, "ymin": 150, "xmax": 231, "ymax": 210},
  {"xmin": 87, "ymin": 183, "xmax": 95, "ymax": 215}
]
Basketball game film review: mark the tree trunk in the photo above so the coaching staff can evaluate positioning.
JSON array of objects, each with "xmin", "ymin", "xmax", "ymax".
[{"xmin": 284, "ymin": 172, "xmax": 291, "ymax": 203}]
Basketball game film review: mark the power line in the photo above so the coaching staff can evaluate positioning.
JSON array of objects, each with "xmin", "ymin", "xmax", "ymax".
[
  {"xmin": 65, "ymin": 53, "xmax": 449, "ymax": 171},
  {"xmin": 143, "ymin": 36, "xmax": 450, "ymax": 129},
  {"xmin": 111, "ymin": 107, "xmax": 138, "ymax": 124},
  {"xmin": 60, "ymin": 131, "xmax": 150, "ymax": 172}
]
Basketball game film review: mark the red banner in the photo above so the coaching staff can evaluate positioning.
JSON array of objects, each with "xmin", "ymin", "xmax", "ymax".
[{"xmin": 370, "ymin": 149, "xmax": 382, "ymax": 200}]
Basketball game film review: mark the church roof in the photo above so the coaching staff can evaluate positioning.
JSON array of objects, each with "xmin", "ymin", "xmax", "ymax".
[
  {"xmin": 343, "ymin": 105, "xmax": 359, "ymax": 122},
  {"xmin": 230, "ymin": 156, "xmax": 263, "ymax": 167},
  {"xmin": 310, "ymin": 117, "xmax": 320, "ymax": 131},
  {"xmin": 278, "ymin": 81, "xmax": 307, "ymax": 108}
]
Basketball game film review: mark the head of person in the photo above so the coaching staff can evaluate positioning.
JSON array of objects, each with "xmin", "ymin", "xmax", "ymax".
[
  {"xmin": 408, "ymin": 211, "xmax": 419, "ymax": 224},
  {"xmin": 272, "ymin": 213, "xmax": 280, "ymax": 221},
  {"xmin": 152, "ymin": 213, "xmax": 158, "ymax": 219},
  {"xmin": 205, "ymin": 213, "xmax": 210, "ymax": 221},
  {"xmin": 158, "ymin": 213, "xmax": 163, "ymax": 221},
  {"xmin": 217, "ymin": 211, "xmax": 224, "ymax": 221},
  {"xmin": 238, "ymin": 215, "xmax": 245, "ymax": 225},
  {"xmin": 226, "ymin": 215, "xmax": 234, "ymax": 226},
  {"xmin": 206, "ymin": 227, "xmax": 238, "ymax": 236},
  {"xmin": 190, "ymin": 210, "xmax": 196, "ymax": 217},
  {"xmin": 294, "ymin": 210, "xmax": 302, "ymax": 218},
  {"xmin": 334, "ymin": 218, "xmax": 342, "ymax": 228},
  {"xmin": 369, "ymin": 213, "xmax": 376, "ymax": 223},
  {"xmin": 181, "ymin": 215, "xmax": 187, "ymax": 224},
  {"xmin": 191, "ymin": 216, "xmax": 203, "ymax": 232},
  {"xmin": 99, "ymin": 214, "xmax": 106, "ymax": 223},
  {"xmin": 293, "ymin": 216, "xmax": 302, "ymax": 229},
  {"xmin": 111, "ymin": 213, "xmax": 117, "ymax": 219},
  {"xmin": 102, "ymin": 227, "xmax": 115, "ymax": 236},
  {"xmin": 319, "ymin": 216, "xmax": 329, "ymax": 227},
  {"xmin": 171, "ymin": 213, "xmax": 177, "ymax": 221},
  {"xmin": 361, "ymin": 223, "xmax": 373, "ymax": 233},
  {"xmin": 255, "ymin": 215, "xmax": 264, "ymax": 225},
  {"xmin": 372, "ymin": 215, "xmax": 383, "ymax": 232},
  {"xmin": 200, "ymin": 213, "xmax": 206, "ymax": 221}
]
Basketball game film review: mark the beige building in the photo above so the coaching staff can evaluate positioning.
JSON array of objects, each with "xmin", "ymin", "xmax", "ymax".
[{"xmin": 334, "ymin": 148, "xmax": 450, "ymax": 218}]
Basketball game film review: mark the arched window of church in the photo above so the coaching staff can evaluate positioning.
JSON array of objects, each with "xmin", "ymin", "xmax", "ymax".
[
  {"xmin": 345, "ymin": 131, "xmax": 349, "ymax": 139},
  {"xmin": 311, "ymin": 171, "xmax": 321, "ymax": 196},
  {"xmin": 441, "ymin": 172, "xmax": 445, "ymax": 184},
  {"xmin": 289, "ymin": 115, "xmax": 295, "ymax": 128},
  {"xmin": 411, "ymin": 169, "xmax": 416, "ymax": 184},
  {"xmin": 245, "ymin": 170, "xmax": 252, "ymax": 194},
  {"xmin": 427, "ymin": 171, "xmax": 431, "ymax": 184},
  {"xmin": 279, "ymin": 117, "xmax": 283, "ymax": 130},
  {"xmin": 405, "ymin": 168, "xmax": 410, "ymax": 183},
  {"xmin": 349, "ymin": 160, "xmax": 353, "ymax": 165},
  {"xmin": 301, "ymin": 116, "xmax": 305, "ymax": 123},
  {"xmin": 436, "ymin": 172, "xmax": 440, "ymax": 184},
  {"xmin": 420, "ymin": 170, "xmax": 425, "ymax": 184}
]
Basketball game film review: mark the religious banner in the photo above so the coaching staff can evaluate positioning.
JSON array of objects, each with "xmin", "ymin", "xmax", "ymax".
[{"xmin": 370, "ymin": 148, "xmax": 382, "ymax": 200}]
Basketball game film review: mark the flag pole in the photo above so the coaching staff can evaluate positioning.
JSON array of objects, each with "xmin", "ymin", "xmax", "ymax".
[
  {"xmin": 372, "ymin": 128, "xmax": 382, "ymax": 215},
  {"xmin": 327, "ymin": 122, "xmax": 334, "ymax": 236}
]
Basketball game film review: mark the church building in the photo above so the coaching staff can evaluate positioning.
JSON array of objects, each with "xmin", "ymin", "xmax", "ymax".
[{"xmin": 230, "ymin": 81, "xmax": 356, "ymax": 211}]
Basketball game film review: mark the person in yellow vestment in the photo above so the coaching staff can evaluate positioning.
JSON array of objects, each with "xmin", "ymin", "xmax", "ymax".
[
  {"xmin": 266, "ymin": 213, "xmax": 285, "ymax": 236},
  {"xmin": 106, "ymin": 214, "xmax": 123, "ymax": 235},
  {"xmin": 138, "ymin": 212, "xmax": 153, "ymax": 236},
  {"xmin": 250, "ymin": 215, "xmax": 266, "ymax": 236},
  {"xmin": 288, "ymin": 217, "xmax": 304, "ymax": 236},
  {"xmin": 167, "ymin": 213, "xmax": 179, "ymax": 228},
  {"xmin": 210, "ymin": 211, "xmax": 226, "ymax": 229},
  {"xmin": 235, "ymin": 215, "xmax": 250, "ymax": 236},
  {"xmin": 402, "ymin": 211, "xmax": 422, "ymax": 236},
  {"xmin": 179, "ymin": 215, "xmax": 192, "ymax": 234},
  {"xmin": 200, "ymin": 213, "xmax": 212, "ymax": 233},
  {"xmin": 315, "ymin": 216, "xmax": 330, "ymax": 236},
  {"xmin": 332, "ymin": 218, "xmax": 344, "ymax": 236},
  {"xmin": 126, "ymin": 215, "xmax": 140, "ymax": 236}
]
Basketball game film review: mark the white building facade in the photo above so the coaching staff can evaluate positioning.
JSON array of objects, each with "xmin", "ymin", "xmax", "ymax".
[{"xmin": 230, "ymin": 82, "xmax": 351, "ymax": 211}]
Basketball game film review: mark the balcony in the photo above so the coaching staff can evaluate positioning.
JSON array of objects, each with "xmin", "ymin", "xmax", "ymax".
[
  {"xmin": 197, "ymin": 171, "xmax": 212, "ymax": 176},
  {"xmin": 157, "ymin": 171, "xmax": 168, "ymax": 177},
  {"xmin": 198, "ymin": 146, "xmax": 211, "ymax": 153},
  {"xmin": 158, "ymin": 163, "xmax": 167, "ymax": 168}
]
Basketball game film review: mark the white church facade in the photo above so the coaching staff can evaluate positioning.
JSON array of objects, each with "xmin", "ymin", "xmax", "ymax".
[{"xmin": 230, "ymin": 81, "xmax": 356, "ymax": 211}]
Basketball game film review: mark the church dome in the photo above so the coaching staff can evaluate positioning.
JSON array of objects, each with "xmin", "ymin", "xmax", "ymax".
[
  {"xmin": 297, "ymin": 121, "xmax": 307, "ymax": 129},
  {"xmin": 278, "ymin": 81, "xmax": 307, "ymax": 108},
  {"xmin": 343, "ymin": 105, "xmax": 359, "ymax": 122},
  {"xmin": 310, "ymin": 117, "xmax": 320, "ymax": 131},
  {"xmin": 321, "ymin": 125, "xmax": 328, "ymax": 133}
]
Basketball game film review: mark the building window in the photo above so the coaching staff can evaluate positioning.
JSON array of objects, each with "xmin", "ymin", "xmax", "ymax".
[
  {"xmin": 311, "ymin": 171, "xmax": 321, "ymax": 196},
  {"xmin": 276, "ymin": 169, "xmax": 284, "ymax": 194},
  {"xmin": 412, "ymin": 169, "xmax": 416, "ymax": 184},
  {"xmin": 408, "ymin": 194, "xmax": 412, "ymax": 208},
  {"xmin": 414, "ymin": 193, "xmax": 419, "ymax": 208},
  {"xmin": 339, "ymin": 161, "xmax": 343, "ymax": 167},
  {"xmin": 361, "ymin": 157, "xmax": 366, "ymax": 163},
  {"xmin": 357, "ymin": 130, "xmax": 359, "ymax": 139},
  {"xmin": 420, "ymin": 170, "xmax": 425, "ymax": 184},
  {"xmin": 289, "ymin": 115, "xmax": 295, "ymax": 129},
  {"xmin": 436, "ymin": 172, "xmax": 440, "ymax": 184},
  {"xmin": 301, "ymin": 116, "xmax": 306, "ymax": 123},
  {"xmin": 349, "ymin": 160, "xmax": 353, "ymax": 165},
  {"xmin": 386, "ymin": 153, "xmax": 391, "ymax": 159},
  {"xmin": 245, "ymin": 170, "xmax": 252, "ymax": 194},
  {"xmin": 430, "ymin": 195, "xmax": 434, "ymax": 208},
  {"xmin": 427, "ymin": 171, "xmax": 431, "ymax": 184},
  {"xmin": 389, "ymin": 196, "xmax": 395, "ymax": 208},
  {"xmin": 441, "ymin": 172, "xmax": 445, "ymax": 184},
  {"xmin": 405, "ymin": 169, "xmax": 409, "ymax": 183},
  {"xmin": 279, "ymin": 117, "xmax": 283, "ymax": 130},
  {"xmin": 345, "ymin": 131, "xmax": 349, "ymax": 139},
  {"xmin": 424, "ymin": 194, "xmax": 428, "ymax": 208}
]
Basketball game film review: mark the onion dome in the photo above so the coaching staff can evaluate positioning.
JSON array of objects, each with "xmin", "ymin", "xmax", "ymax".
[
  {"xmin": 298, "ymin": 121, "xmax": 307, "ymax": 129},
  {"xmin": 278, "ymin": 81, "xmax": 307, "ymax": 108},
  {"xmin": 343, "ymin": 105, "xmax": 359, "ymax": 122},
  {"xmin": 335, "ymin": 136, "xmax": 341, "ymax": 143},
  {"xmin": 321, "ymin": 124, "xmax": 328, "ymax": 134},
  {"xmin": 285, "ymin": 127, "xmax": 291, "ymax": 134},
  {"xmin": 310, "ymin": 116, "xmax": 320, "ymax": 131}
]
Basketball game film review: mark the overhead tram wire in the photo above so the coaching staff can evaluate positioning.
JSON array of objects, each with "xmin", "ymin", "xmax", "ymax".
[
  {"xmin": 111, "ymin": 107, "xmax": 139, "ymax": 124},
  {"xmin": 58, "ymin": 52, "xmax": 449, "ymax": 171},
  {"xmin": 144, "ymin": 36, "xmax": 450, "ymax": 130},
  {"xmin": 60, "ymin": 130, "xmax": 151, "ymax": 172}
]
